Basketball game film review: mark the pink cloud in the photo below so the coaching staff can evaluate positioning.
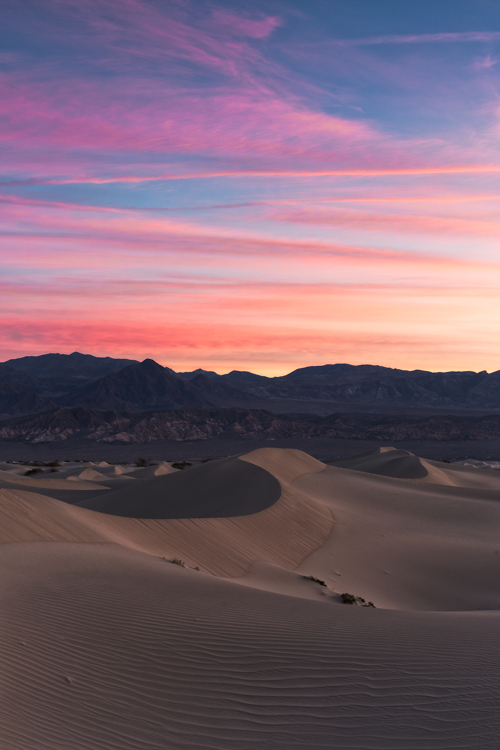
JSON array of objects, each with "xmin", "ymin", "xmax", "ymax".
[
  {"xmin": 271, "ymin": 204, "xmax": 500, "ymax": 238},
  {"xmin": 0, "ymin": 2, "xmax": 498, "ymax": 185},
  {"xmin": 0, "ymin": 72, "xmax": 382, "ymax": 166},
  {"xmin": 2, "ymin": 5, "xmax": 494, "ymax": 181},
  {"xmin": 2, "ymin": 198, "xmax": 491, "ymax": 271},
  {"xmin": 5, "ymin": 164, "xmax": 500, "ymax": 188},
  {"xmin": 2, "ymin": 281, "xmax": 500, "ymax": 375},
  {"xmin": 472, "ymin": 54, "xmax": 499, "ymax": 71}
]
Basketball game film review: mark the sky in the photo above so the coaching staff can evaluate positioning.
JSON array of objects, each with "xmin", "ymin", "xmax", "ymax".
[{"xmin": 1, "ymin": 0, "xmax": 500, "ymax": 375}]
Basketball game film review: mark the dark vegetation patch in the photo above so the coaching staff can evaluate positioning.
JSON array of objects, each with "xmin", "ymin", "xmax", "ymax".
[
  {"xmin": 172, "ymin": 461, "xmax": 192, "ymax": 470},
  {"xmin": 341, "ymin": 592, "xmax": 375, "ymax": 607}
]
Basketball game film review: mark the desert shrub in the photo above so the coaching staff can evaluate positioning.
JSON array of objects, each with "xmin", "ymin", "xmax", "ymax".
[
  {"xmin": 341, "ymin": 592, "xmax": 376, "ymax": 607},
  {"xmin": 304, "ymin": 575, "xmax": 327, "ymax": 587},
  {"xmin": 341, "ymin": 592, "xmax": 357, "ymax": 604},
  {"xmin": 172, "ymin": 461, "xmax": 192, "ymax": 470},
  {"xmin": 171, "ymin": 558, "xmax": 185, "ymax": 567},
  {"xmin": 49, "ymin": 467, "xmax": 59, "ymax": 473},
  {"xmin": 136, "ymin": 457, "xmax": 149, "ymax": 467},
  {"xmin": 202, "ymin": 458, "xmax": 212, "ymax": 463},
  {"xmin": 26, "ymin": 468, "xmax": 43, "ymax": 476},
  {"xmin": 45, "ymin": 460, "xmax": 60, "ymax": 467}
]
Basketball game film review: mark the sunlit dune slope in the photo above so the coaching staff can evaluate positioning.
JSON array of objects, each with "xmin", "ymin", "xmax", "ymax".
[{"xmin": 295, "ymin": 456, "xmax": 500, "ymax": 611}]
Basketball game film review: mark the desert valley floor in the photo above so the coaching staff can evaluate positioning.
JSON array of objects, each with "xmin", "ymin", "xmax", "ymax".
[{"xmin": 1, "ymin": 446, "xmax": 500, "ymax": 748}]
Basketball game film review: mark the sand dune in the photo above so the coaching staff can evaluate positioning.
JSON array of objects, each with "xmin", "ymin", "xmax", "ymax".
[
  {"xmin": 0, "ymin": 468, "xmax": 108, "ymax": 491},
  {"xmin": 332, "ymin": 446, "xmax": 500, "ymax": 489},
  {"xmin": 0, "ymin": 452, "xmax": 332, "ymax": 576},
  {"xmin": 1, "ymin": 446, "xmax": 500, "ymax": 748},
  {"xmin": 68, "ymin": 467, "xmax": 107, "ymax": 482},
  {"xmin": 294, "ymin": 465, "xmax": 500, "ymax": 611}
]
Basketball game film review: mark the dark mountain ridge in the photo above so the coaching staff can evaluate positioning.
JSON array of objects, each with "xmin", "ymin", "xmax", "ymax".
[
  {"xmin": 5, "ymin": 351, "xmax": 137, "ymax": 380},
  {"xmin": 60, "ymin": 359, "xmax": 254, "ymax": 411},
  {"xmin": 4, "ymin": 352, "xmax": 138, "ymax": 397},
  {"xmin": 2, "ymin": 353, "xmax": 500, "ymax": 415}
]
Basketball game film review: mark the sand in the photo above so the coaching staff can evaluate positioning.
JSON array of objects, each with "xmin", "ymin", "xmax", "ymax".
[{"xmin": 1, "ymin": 446, "xmax": 500, "ymax": 748}]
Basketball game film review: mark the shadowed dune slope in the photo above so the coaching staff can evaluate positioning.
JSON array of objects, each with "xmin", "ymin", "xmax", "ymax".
[
  {"xmin": 1, "ymin": 542, "xmax": 500, "ymax": 750},
  {"xmin": 76, "ymin": 456, "xmax": 281, "ymax": 518}
]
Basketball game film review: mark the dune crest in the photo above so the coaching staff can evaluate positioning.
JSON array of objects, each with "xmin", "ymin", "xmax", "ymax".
[{"xmin": 240, "ymin": 447, "xmax": 326, "ymax": 483}]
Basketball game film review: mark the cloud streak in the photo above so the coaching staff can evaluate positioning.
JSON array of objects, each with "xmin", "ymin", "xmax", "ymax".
[{"xmin": 344, "ymin": 31, "xmax": 500, "ymax": 46}]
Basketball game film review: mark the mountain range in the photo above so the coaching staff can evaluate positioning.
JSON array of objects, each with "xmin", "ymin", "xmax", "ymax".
[
  {"xmin": 3, "ymin": 406, "xmax": 500, "ymax": 444},
  {"xmin": 2, "ymin": 352, "xmax": 500, "ymax": 415}
]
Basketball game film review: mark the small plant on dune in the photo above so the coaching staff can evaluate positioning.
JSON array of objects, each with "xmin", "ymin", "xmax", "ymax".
[
  {"xmin": 171, "ymin": 558, "xmax": 185, "ymax": 567},
  {"xmin": 202, "ymin": 458, "xmax": 212, "ymax": 463},
  {"xmin": 136, "ymin": 457, "xmax": 149, "ymax": 467},
  {"xmin": 26, "ymin": 468, "xmax": 43, "ymax": 476},
  {"xmin": 49, "ymin": 467, "xmax": 59, "ymax": 473},
  {"xmin": 304, "ymin": 575, "xmax": 327, "ymax": 587},
  {"xmin": 341, "ymin": 592, "xmax": 375, "ymax": 607},
  {"xmin": 172, "ymin": 461, "xmax": 192, "ymax": 470},
  {"xmin": 45, "ymin": 460, "xmax": 60, "ymax": 467},
  {"xmin": 341, "ymin": 593, "xmax": 357, "ymax": 604}
]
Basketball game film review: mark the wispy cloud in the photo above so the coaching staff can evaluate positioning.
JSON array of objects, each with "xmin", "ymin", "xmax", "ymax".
[
  {"xmin": 272, "ymin": 205, "xmax": 500, "ymax": 238},
  {"xmin": 343, "ymin": 31, "xmax": 500, "ymax": 46}
]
